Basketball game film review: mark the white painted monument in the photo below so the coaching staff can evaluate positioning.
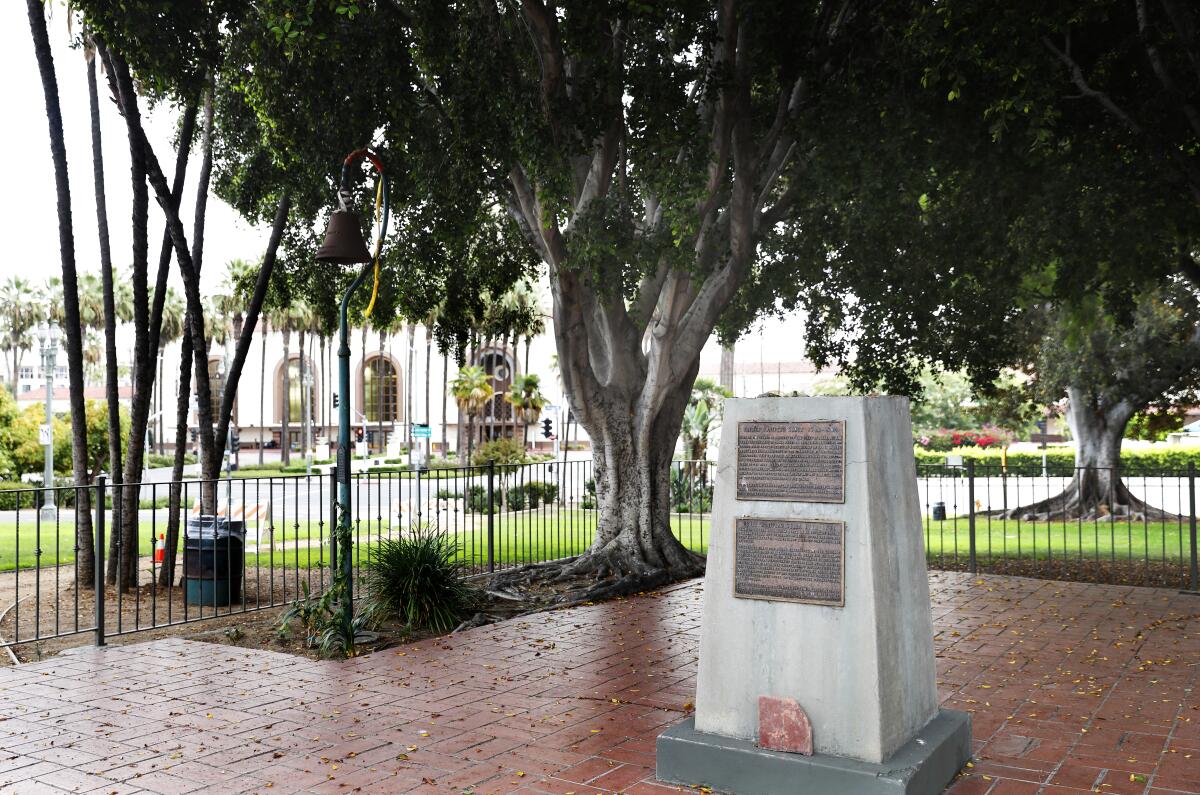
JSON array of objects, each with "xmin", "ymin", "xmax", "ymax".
[{"xmin": 657, "ymin": 396, "xmax": 971, "ymax": 794}]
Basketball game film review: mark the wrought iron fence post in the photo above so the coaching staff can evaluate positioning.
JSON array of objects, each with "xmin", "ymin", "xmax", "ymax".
[
  {"xmin": 1187, "ymin": 462, "xmax": 1198, "ymax": 595},
  {"xmin": 329, "ymin": 466, "xmax": 338, "ymax": 581},
  {"xmin": 966, "ymin": 459, "xmax": 977, "ymax": 574},
  {"xmin": 94, "ymin": 476, "xmax": 105, "ymax": 647},
  {"xmin": 487, "ymin": 460, "xmax": 495, "ymax": 573}
]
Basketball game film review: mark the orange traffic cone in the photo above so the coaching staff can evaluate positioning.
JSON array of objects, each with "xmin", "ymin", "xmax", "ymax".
[{"xmin": 154, "ymin": 533, "xmax": 165, "ymax": 563}]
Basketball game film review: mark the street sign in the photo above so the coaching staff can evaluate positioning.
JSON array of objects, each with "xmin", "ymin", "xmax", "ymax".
[
  {"xmin": 38, "ymin": 423, "xmax": 52, "ymax": 446},
  {"xmin": 412, "ymin": 424, "xmax": 431, "ymax": 439},
  {"xmin": 1035, "ymin": 419, "xmax": 1047, "ymax": 433}
]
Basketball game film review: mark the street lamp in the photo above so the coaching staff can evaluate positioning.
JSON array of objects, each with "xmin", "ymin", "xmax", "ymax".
[
  {"xmin": 35, "ymin": 320, "xmax": 59, "ymax": 522},
  {"xmin": 316, "ymin": 148, "xmax": 388, "ymax": 622}
]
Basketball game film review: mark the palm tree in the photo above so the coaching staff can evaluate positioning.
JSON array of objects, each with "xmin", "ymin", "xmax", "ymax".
[
  {"xmin": 0, "ymin": 277, "xmax": 42, "ymax": 396},
  {"xmin": 26, "ymin": 0, "xmax": 95, "ymax": 586},
  {"xmin": 85, "ymin": 31, "xmax": 125, "ymax": 484},
  {"xmin": 505, "ymin": 373, "xmax": 548, "ymax": 449},
  {"xmin": 218, "ymin": 259, "xmax": 255, "ymax": 430},
  {"xmin": 450, "ymin": 365, "xmax": 493, "ymax": 462},
  {"xmin": 291, "ymin": 300, "xmax": 318, "ymax": 461},
  {"xmin": 154, "ymin": 287, "xmax": 185, "ymax": 455},
  {"xmin": 269, "ymin": 304, "xmax": 297, "ymax": 464}
]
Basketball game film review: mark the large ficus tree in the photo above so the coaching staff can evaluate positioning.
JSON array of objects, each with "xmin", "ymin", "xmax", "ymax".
[{"xmin": 198, "ymin": 1, "xmax": 1047, "ymax": 593}]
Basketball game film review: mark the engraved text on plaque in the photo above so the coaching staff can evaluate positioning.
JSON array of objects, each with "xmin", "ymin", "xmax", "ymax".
[
  {"xmin": 733, "ymin": 517, "xmax": 845, "ymax": 606},
  {"xmin": 736, "ymin": 420, "xmax": 845, "ymax": 502}
]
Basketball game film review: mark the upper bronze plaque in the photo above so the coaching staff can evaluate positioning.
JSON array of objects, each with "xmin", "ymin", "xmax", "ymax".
[{"xmin": 736, "ymin": 420, "xmax": 845, "ymax": 503}]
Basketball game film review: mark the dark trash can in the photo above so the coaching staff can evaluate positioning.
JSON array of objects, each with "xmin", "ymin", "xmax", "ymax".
[
  {"xmin": 931, "ymin": 501, "xmax": 947, "ymax": 521},
  {"xmin": 183, "ymin": 515, "xmax": 245, "ymax": 606}
]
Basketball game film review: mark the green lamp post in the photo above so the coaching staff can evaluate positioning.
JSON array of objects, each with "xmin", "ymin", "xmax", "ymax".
[{"xmin": 315, "ymin": 149, "xmax": 388, "ymax": 620}]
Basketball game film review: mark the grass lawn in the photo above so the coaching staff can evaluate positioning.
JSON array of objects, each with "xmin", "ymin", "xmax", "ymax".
[
  {"xmin": 7, "ymin": 510, "xmax": 1184, "ymax": 574},
  {"xmin": 924, "ymin": 518, "xmax": 1192, "ymax": 562},
  {"xmin": 0, "ymin": 508, "xmax": 712, "ymax": 572}
]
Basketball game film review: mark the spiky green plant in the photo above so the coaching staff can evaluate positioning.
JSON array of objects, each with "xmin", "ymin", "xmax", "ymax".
[{"xmin": 364, "ymin": 527, "xmax": 477, "ymax": 633}]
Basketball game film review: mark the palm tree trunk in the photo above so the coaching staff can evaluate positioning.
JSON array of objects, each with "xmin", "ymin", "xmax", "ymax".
[
  {"xmin": 281, "ymin": 327, "xmax": 291, "ymax": 466},
  {"xmin": 28, "ymin": 0, "xmax": 94, "ymax": 586},
  {"xmin": 259, "ymin": 321, "xmax": 267, "ymax": 465},
  {"xmin": 441, "ymin": 350, "xmax": 449, "ymax": 456},
  {"xmin": 298, "ymin": 328, "xmax": 306, "ymax": 460},
  {"xmin": 159, "ymin": 330, "xmax": 193, "ymax": 587},
  {"xmin": 86, "ymin": 36, "xmax": 124, "ymax": 486},
  {"xmin": 424, "ymin": 327, "xmax": 431, "ymax": 459},
  {"xmin": 406, "ymin": 324, "xmax": 415, "ymax": 459}
]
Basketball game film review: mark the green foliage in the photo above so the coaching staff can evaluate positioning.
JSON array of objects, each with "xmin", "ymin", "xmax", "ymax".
[
  {"xmin": 670, "ymin": 467, "xmax": 712, "ymax": 514},
  {"xmin": 1126, "ymin": 411, "xmax": 1186, "ymax": 442},
  {"xmin": 909, "ymin": 372, "xmax": 976, "ymax": 432},
  {"xmin": 148, "ymin": 452, "xmax": 197, "ymax": 468},
  {"xmin": 471, "ymin": 438, "xmax": 527, "ymax": 468},
  {"xmin": 525, "ymin": 481, "xmax": 558, "ymax": 504},
  {"xmin": 363, "ymin": 527, "xmax": 478, "ymax": 633},
  {"xmin": 913, "ymin": 446, "xmax": 1200, "ymax": 476},
  {"xmin": 681, "ymin": 379, "xmax": 731, "ymax": 462},
  {"xmin": 465, "ymin": 484, "xmax": 488, "ymax": 513},
  {"xmin": 506, "ymin": 485, "xmax": 527, "ymax": 511},
  {"xmin": 1032, "ymin": 285, "xmax": 1200, "ymax": 416}
]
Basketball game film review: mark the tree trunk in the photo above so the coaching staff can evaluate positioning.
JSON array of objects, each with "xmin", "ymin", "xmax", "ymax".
[
  {"xmin": 494, "ymin": 369, "xmax": 704, "ymax": 596},
  {"xmin": 86, "ymin": 37, "xmax": 123, "ymax": 488},
  {"xmin": 719, "ymin": 343, "xmax": 735, "ymax": 392},
  {"xmin": 28, "ymin": 0, "xmax": 94, "ymax": 586},
  {"xmin": 425, "ymin": 327, "xmax": 432, "ymax": 458},
  {"xmin": 297, "ymin": 328, "xmax": 306, "ymax": 460},
  {"xmin": 441, "ymin": 351, "xmax": 449, "ymax": 456},
  {"xmin": 406, "ymin": 324, "xmax": 416, "ymax": 458},
  {"xmin": 1000, "ymin": 386, "xmax": 1168, "ymax": 521},
  {"xmin": 159, "ymin": 330, "xmax": 193, "ymax": 587},
  {"xmin": 281, "ymin": 327, "xmax": 291, "ymax": 466},
  {"xmin": 260, "ymin": 323, "xmax": 267, "ymax": 465}
]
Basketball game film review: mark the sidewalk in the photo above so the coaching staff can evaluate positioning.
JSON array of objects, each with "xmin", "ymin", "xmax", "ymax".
[{"xmin": 0, "ymin": 572, "xmax": 1197, "ymax": 793}]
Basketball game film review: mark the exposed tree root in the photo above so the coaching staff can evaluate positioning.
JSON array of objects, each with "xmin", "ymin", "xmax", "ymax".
[
  {"xmin": 488, "ymin": 541, "xmax": 706, "ymax": 604},
  {"xmin": 994, "ymin": 477, "xmax": 1179, "ymax": 522}
]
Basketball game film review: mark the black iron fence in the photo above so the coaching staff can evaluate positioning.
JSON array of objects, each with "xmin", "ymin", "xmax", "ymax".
[
  {"xmin": 919, "ymin": 461, "xmax": 1199, "ymax": 590},
  {"xmin": 2, "ymin": 458, "xmax": 1194, "ymax": 653},
  {"xmin": 0, "ymin": 459, "xmax": 713, "ymax": 652}
]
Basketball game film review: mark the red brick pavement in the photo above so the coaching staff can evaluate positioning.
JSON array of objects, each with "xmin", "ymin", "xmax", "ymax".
[{"xmin": 0, "ymin": 572, "xmax": 1197, "ymax": 794}]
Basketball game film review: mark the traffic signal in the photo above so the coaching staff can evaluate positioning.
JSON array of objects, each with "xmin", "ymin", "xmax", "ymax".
[
  {"xmin": 541, "ymin": 418, "xmax": 553, "ymax": 439},
  {"xmin": 355, "ymin": 427, "xmax": 364, "ymax": 443},
  {"xmin": 332, "ymin": 392, "xmax": 340, "ymax": 409},
  {"xmin": 230, "ymin": 428, "xmax": 241, "ymax": 453}
]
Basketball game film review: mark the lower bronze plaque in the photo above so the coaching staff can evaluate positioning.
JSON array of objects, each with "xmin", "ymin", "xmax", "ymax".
[{"xmin": 733, "ymin": 517, "xmax": 844, "ymax": 606}]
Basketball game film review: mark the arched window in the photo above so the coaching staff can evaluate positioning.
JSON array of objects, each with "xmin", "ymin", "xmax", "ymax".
[
  {"xmin": 208, "ymin": 357, "xmax": 225, "ymax": 401},
  {"xmin": 275, "ymin": 357, "xmax": 317, "ymax": 422},
  {"xmin": 476, "ymin": 347, "xmax": 514, "ymax": 435},
  {"xmin": 363, "ymin": 356, "xmax": 400, "ymax": 422}
]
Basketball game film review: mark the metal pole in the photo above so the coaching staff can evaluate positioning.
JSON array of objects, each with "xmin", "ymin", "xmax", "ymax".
[
  {"xmin": 966, "ymin": 459, "xmax": 977, "ymax": 574},
  {"xmin": 94, "ymin": 476, "xmax": 106, "ymax": 646},
  {"xmin": 487, "ymin": 460, "xmax": 495, "ymax": 573},
  {"xmin": 338, "ymin": 264, "xmax": 373, "ymax": 618},
  {"xmin": 1186, "ymin": 462, "xmax": 1198, "ymax": 595},
  {"xmin": 329, "ymin": 466, "xmax": 338, "ymax": 578},
  {"xmin": 41, "ymin": 327, "xmax": 57, "ymax": 522}
]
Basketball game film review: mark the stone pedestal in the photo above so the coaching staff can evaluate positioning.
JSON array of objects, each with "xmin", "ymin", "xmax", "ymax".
[{"xmin": 657, "ymin": 396, "xmax": 970, "ymax": 794}]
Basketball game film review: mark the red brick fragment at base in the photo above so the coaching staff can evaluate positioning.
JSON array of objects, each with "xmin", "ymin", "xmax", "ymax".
[{"xmin": 758, "ymin": 695, "xmax": 814, "ymax": 755}]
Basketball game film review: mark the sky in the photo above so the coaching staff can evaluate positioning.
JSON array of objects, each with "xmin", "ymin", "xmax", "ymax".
[
  {"xmin": 4, "ymin": 4, "xmax": 265, "ymax": 295},
  {"xmin": 4, "ymin": 3, "xmax": 813, "ymax": 368}
]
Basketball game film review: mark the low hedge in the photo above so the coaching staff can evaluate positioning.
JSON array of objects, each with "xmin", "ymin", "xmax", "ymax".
[{"xmin": 914, "ymin": 446, "xmax": 1200, "ymax": 476}]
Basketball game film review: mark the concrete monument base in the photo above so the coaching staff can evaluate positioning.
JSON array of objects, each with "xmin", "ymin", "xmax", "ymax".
[{"xmin": 657, "ymin": 709, "xmax": 972, "ymax": 795}]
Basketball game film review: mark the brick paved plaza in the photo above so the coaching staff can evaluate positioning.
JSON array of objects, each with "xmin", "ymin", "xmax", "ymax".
[{"xmin": 0, "ymin": 572, "xmax": 1197, "ymax": 794}]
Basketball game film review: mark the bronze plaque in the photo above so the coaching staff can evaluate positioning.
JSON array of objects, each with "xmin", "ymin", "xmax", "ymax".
[
  {"xmin": 736, "ymin": 420, "xmax": 845, "ymax": 503},
  {"xmin": 733, "ymin": 517, "xmax": 845, "ymax": 606}
]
